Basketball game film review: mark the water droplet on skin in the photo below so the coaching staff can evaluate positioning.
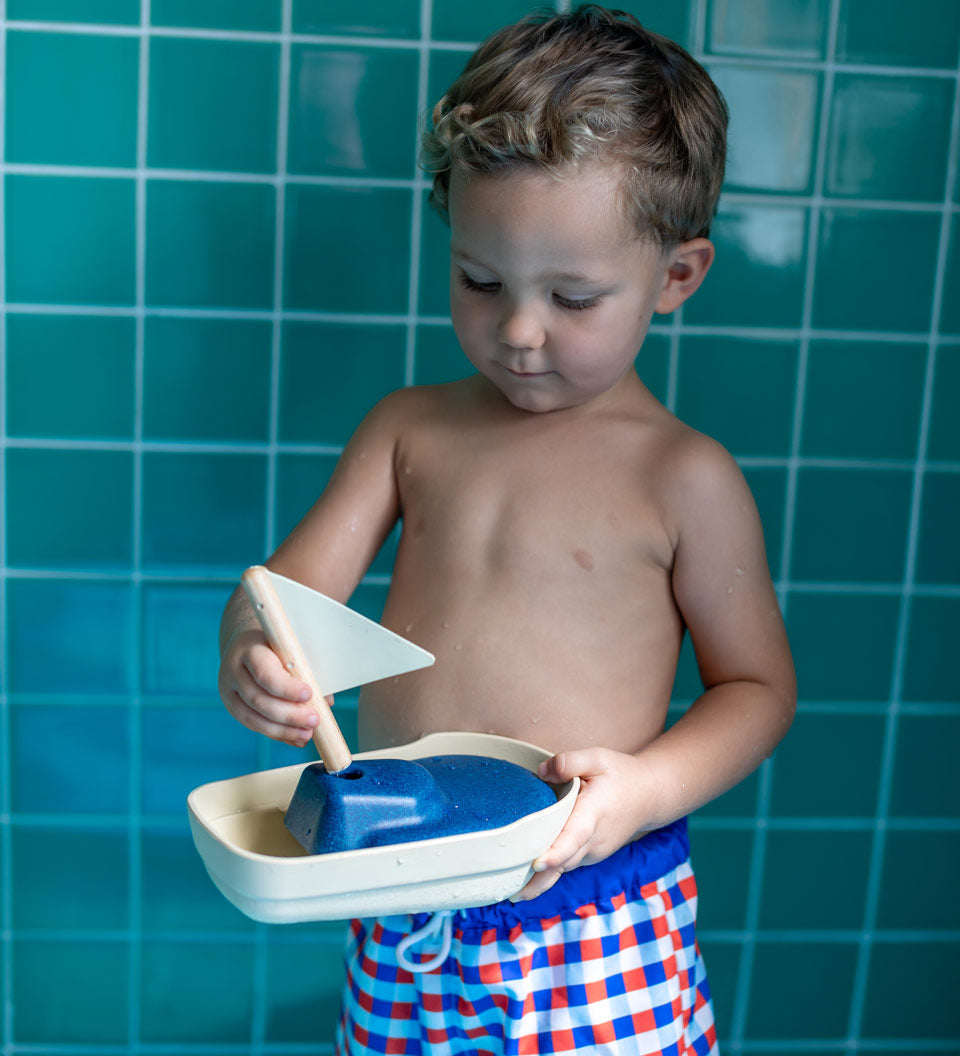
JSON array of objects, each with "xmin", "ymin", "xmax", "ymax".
[
  {"xmin": 529, "ymin": 715, "xmax": 541, "ymax": 724},
  {"xmin": 442, "ymin": 620, "xmax": 450, "ymax": 629},
  {"xmin": 727, "ymin": 586, "xmax": 733, "ymax": 594},
  {"xmin": 405, "ymin": 623, "xmax": 414, "ymax": 633},
  {"xmin": 404, "ymin": 466, "xmax": 413, "ymax": 475},
  {"xmin": 454, "ymin": 641, "xmax": 462, "ymax": 651},
  {"xmin": 735, "ymin": 567, "xmax": 744, "ymax": 576},
  {"xmin": 286, "ymin": 661, "xmax": 294, "ymax": 670}
]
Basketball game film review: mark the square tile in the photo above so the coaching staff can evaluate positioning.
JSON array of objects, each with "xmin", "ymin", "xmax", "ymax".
[
  {"xmin": 264, "ymin": 934, "xmax": 349, "ymax": 1041},
  {"xmin": 431, "ymin": 0, "xmax": 547, "ymax": 43},
  {"xmin": 274, "ymin": 453, "xmax": 339, "ymax": 541},
  {"xmin": 801, "ymin": 340, "xmax": 926, "ymax": 460},
  {"xmin": 790, "ymin": 467, "xmax": 912, "ymax": 582},
  {"xmin": 7, "ymin": 579, "xmax": 135, "ymax": 694},
  {"xmin": 915, "ymin": 472, "xmax": 960, "ymax": 584},
  {"xmin": 288, "ymin": 45, "xmax": 419, "ymax": 178},
  {"xmin": 10, "ymin": 704, "xmax": 131, "ymax": 814},
  {"xmin": 152, "ymin": 0, "xmax": 282, "ymax": 31},
  {"xmin": 742, "ymin": 467, "xmax": 787, "ymax": 582},
  {"xmin": 708, "ymin": 64, "xmax": 819, "ymax": 194},
  {"xmin": 140, "ymin": 940, "xmax": 254, "ymax": 1042},
  {"xmin": 759, "ymin": 829, "xmax": 871, "ymax": 929},
  {"xmin": 6, "ymin": 448, "xmax": 133, "ymax": 570},
  {"xmin": 902, "ymin": 596, "xmax": 960, "ymax": 703},
  {"xmin": 812, "ymin": 208, "xmax": 940, "ymax": 333},
  {"xmin": 418, "ymin": 189, "xmax": 453, "ymax": 316},
  {"xmin": 145, "ymin": 179, "xmax": 275, "ymax": 308},
  {"xmin": 140, "ymin": 706, "xmax": 260, "ymax": 815},
  {"xmin": 876, "ymin": 830, "xmax": 960, "ymax": 928},
  {"xmin": 746, "ymin": 941, "xmax": 858, "ymax": 1039},
  {"xmin": 5, "ymin": 30, "xmax": 138, "ymax": 166},
  {"xmin": 838, "ymin": 0, "xmax": 960, "ymax": 68},
  {"xmin": 687, "ymin": 827, "xmax": 753, "ymax": 929},
  {"xmin": 940, "ymin": 214, "xmax": 960, "ymax": 336},
  {"xmin": 928, "ymin": 345, "xmax": 960, "ymax": 459},
  {"xmin": 148, "ymin": 37, "xmax": 278, "ymax": 173},
  {"xmin": 13, "ymin": 939, "xmax": 129, "ymax": 1044},
  {"xmin": 7, "ymin": 0, "xmax": 138, "ymax": 19},
  {"xmin": 279, "ymin": 321, "xmax": 406, "ymax": 445},
  {"xmin": 635, "ymin": 332, "xmax": 671, "ymax": 407},
  {"xmin": 283, "ymin": 184, "xmax": 411, "ymax": 313},
  {"xmin": 785, "ymin": 592, "xmax": 900, "ymax": 700},
  {"xmin": 141, "ymin": 825, "xmax": 253, "ymax": 930},
  {"xmin": 685, "ymin": 205, "xmax": 808, "ymax": 328},
  {"xmin": 5, "ymin": 175, "xmax": 135, "ymax": 305},
  {"xmin": 889, "ymin": 713, "xmax": 960, "ymax": 816},
  {"xmin": 707, "ymin": 0, "xmax": 828, "ymax": 58},
  {"xmin": 768, "ymin": 711, "xmax": 885, "ymax": 818},
  {"xmin": 826, "ymin": 74, "xmax": 953, "ymax": 202},
  {"xmin": 293, "ymin": 0, "xmax": 420, "ymax": 37},
  {"xmin": 862, "ymin": 941, "xmax": 960, "ymax": 1038},
  {"xmin": 6, "ymin": 314, "xmax": 135, "ymax": 439},
  {"xmin": 414, "ymin": 324, "xmax": 474, "ymax": 384},
  {"xmin": 142, "ymin": 582, "xmax": 232, "ymax": 697},
  {"xmin": 141, "ymin": 451, "xmax": 266, "ymax": 572},
  {"xmin": 12, "ymin": 825, "xmax": 129, "ymax": 930},
  {"xmin": 675, "ymin": 336, "xmax": 798, "ymax": 457},
  {"xmin": 143, "ymin": 317, "xmax": 272, "ymax": 441}
]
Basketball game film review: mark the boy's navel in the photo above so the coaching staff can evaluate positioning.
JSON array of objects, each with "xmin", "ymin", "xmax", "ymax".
[{"xmin": 574, "ymin": 548, "xmax": 595, "ymax": 571}]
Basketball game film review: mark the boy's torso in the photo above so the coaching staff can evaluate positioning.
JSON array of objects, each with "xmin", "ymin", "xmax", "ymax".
[{"xmin": 358, "ymin": 374, "xmax": 695, "ymax": 756}]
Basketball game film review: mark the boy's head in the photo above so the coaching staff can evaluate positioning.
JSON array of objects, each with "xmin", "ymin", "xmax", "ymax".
[{"xmin": 421, "ymin": 4, "xmax": 728, "ymax": 249}]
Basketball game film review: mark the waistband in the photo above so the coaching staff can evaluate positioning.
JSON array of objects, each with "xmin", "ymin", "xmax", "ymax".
[{"xmin": 442, "ymin": 815, "xmax": 689, "ymax": 932}]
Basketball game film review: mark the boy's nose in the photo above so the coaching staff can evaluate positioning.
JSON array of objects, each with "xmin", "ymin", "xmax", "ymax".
[{"xmin": 497, "ymin": 302, "xmax": 545, "ymax": 351}]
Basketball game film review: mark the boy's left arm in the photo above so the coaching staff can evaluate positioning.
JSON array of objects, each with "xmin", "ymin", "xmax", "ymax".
[{"xmin": 518, "ymin": 439, "xmax": 796, "ymax": 900}]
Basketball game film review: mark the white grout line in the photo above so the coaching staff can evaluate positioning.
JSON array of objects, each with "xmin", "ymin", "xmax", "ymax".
[
  {"xmin": 403, "ymin": 0, "xmax": 434, "ymax": 389},
  {"xmin": 726, "ymin": 1, "xmax": 844, "ymax": 1048},
  {"xmin": 126, "ymin": 4, "xmax": 151, "ymax": 1050},
  {"xmin": 845, "ymin": 47, "xmax": 960, "ymax": 1046},
  {"xmin": 0, "ymin": 8, "xmax": 11, "ymax": 1054}
]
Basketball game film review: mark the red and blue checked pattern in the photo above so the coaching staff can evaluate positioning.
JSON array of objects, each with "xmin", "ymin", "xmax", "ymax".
[{"xmin": 335, "ymin": 858, "xmax": 717, "ymax": 1055}]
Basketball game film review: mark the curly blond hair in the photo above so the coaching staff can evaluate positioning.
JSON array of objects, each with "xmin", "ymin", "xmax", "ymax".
[{"xmin": 421, "ymin": 5, "xmax": 727, "ymax": 246}]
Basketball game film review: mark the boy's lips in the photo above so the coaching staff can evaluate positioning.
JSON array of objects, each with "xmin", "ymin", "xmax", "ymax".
[{"xmin": 503, "ymin": 365, "xmax": 551, "ymax": 378}]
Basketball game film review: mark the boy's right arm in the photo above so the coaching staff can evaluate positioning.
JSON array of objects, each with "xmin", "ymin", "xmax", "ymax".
[{"xmin": 217, "ymin": 392, "xmax": 408, "ymax": 745}]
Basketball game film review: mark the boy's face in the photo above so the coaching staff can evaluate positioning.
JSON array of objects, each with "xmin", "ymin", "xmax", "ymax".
[{"xmin": 447, "ymin": 162, "xmax": 678, "ymax": 414}]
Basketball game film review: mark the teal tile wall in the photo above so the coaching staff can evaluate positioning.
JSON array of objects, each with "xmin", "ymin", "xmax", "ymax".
[{"xmin": 1, "ymin": 0, "xmax": 958, "ymax": 1053}]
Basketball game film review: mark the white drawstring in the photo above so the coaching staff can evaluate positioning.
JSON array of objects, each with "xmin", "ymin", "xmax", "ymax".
[{"xmin": 395, "ymin": 911, "xmax": 460, "ymax": 973}]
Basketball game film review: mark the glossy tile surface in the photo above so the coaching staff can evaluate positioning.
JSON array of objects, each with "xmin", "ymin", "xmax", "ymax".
[
  {"xmin": 837, "ymin": 0, "xmax": 960, "ymax": 68},
  {"xmin": 707, "ymin": 0, "xmax": 828, "ymax": 58},
  {"xmin": 5, "ymin": 31, "xmax": 138, "ymax": 166},
  {"xmin": 2, "ymin": 0, "xmax": 959, "ymax": 1051},
  {"xmin": 826, "ymin": 74, "xmax": 953, "ymax": 201},
  {"xmin": 148, "ymin": 38, "xmax": 280, "ymax": 173}
]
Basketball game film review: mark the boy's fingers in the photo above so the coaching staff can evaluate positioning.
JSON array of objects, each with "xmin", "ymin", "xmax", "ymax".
[
  {"xmin": 225, "ymin": 691, "xmax": 316, "ymax": 745},
  {"xmin": 538, "ymin": 747, "xmax": 609, "ymax": 783},
  {"xmin": 531, "ymin": 810, "xmax": 596, "ymax": 873},
  {"xmin": 244, "ymin": 645, "xmax": 312, "ymax": 702}
]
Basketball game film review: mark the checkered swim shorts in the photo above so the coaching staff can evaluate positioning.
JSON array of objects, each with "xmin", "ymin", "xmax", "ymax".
[{"xmin": 335, "ymin": 817, "xmax": 717, "ymax": 1055}]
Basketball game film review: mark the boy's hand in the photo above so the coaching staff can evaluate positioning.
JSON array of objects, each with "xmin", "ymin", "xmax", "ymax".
[
  {"xmin": 218, "ymin": 626, "xmax": 328, "ymax": 747},
  {"xmin": 513, "ymin": 748, "xmax": 652, "ymax": 901}
]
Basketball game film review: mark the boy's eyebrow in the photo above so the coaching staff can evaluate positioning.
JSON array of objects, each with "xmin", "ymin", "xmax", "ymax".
[{"xmin": 451, "ymin": 247, "xmax": 607, "ymax": 287}]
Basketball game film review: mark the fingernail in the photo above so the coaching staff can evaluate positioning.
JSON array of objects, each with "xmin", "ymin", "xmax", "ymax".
[
  {"xmin": 508, "ymin": 894, "xmax": 526, "ymax": 903},
  {"xmin": 532, "ymin": 860, "xmax": 547, "ymax": 873},
  {"xmin": 305, "ymin": 713, "xmax": 319, "ymax": 726}
]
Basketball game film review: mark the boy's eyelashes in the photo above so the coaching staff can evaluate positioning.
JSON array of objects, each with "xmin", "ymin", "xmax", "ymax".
[{"xmin": 456, "ymin": 270, "xmax": 601, "ymax": 312}]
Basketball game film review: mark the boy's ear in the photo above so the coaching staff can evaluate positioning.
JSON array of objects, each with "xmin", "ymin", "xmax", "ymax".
[{"xmin": 655, "ymin": 238, "xmax": 714, "ymax": 314}]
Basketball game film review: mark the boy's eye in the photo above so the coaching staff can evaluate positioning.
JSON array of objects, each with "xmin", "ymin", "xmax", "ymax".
[
  {"xmin": 554, "ymin": 294, "xmax": 601, "ymax": 312},
  {"xmin": 458, "ymin": 271, "xmax": 500, "ymax": 294}
]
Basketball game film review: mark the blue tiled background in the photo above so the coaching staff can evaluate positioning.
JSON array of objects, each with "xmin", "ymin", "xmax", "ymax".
[{"xmin": 2, "ymin": 0, "xmax": 959, "ymax": 1052}]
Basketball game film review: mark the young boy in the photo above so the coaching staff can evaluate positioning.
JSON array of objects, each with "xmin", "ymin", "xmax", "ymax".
[{"xmin": 219, "ymin": 6, "xmax": 795, "ymax": 1053}]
